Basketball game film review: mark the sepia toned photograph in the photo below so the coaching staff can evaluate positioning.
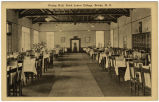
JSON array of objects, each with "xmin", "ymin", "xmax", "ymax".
[{"xmin": 1, "ymin": 1, "xmax": 158, "ymax": 101}]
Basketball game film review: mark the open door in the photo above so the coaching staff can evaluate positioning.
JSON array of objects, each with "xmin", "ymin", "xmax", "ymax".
[
  {"xmin": 70, "ymin": 36, "xmax": 81, "ymax": 53},
  {"xmin": 71, "ymin": 40, "xmax": 79, "ymax": 52}
]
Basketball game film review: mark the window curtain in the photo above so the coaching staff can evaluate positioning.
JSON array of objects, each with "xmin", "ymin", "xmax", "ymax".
[
  {"xmin": 46, "ymin": 32, "xmax": 54, "ymax": 50},
  {"xmin": 22, "ymin": 27, "xmax": 30, "ymax": 51},
  {"xmin": 33, "ymin": 30, "xmax": 39, "ymax": 44},
  {"xmin": 110, "ymin": 30, "xmax": 114, "ymax": 47}
]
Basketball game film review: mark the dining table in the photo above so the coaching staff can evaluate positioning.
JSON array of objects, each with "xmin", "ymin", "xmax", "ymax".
[
  {"xmin": 22, "ymin": 57, "xmax": 37, "ymax": 83},
  {"xmin": 89, "ymin": 49, "xmax": 94, "ymax": 57},
  {"xmin": 114, "ymin": 57, "xmax": 132, "ymax": 81},
  {"xmin": 99, "ymin": 52, "xmax": 106, "ymax": 64},
  {"xmin": 115, "ymin": 58, "xmax": 126, "ymax": 75},
  {"xmin": 23, "ymin": 57, "xmax": 37, "ymax": 74}
]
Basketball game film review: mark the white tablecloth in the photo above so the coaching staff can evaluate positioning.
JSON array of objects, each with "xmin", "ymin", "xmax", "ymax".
[
  {"xmin": 7, "ymin": 53, "xmax": 19, "ymax": 59},
  {"xmin": 114, "ymin": 58, "xmax": 131, "ymax": 81},
  {"xmin": 53, "ymin": 49, "xmax": 60, "ymax": 55},
  {"xmin": 143, "ymin": 66, "xmax": 151, "ymax": 88},
  {"xmin": 99, "ymin": 53, "xmax": 106, "ymax": 64},
  {"xmin": 133, "ymin": 51, "xmax": 142, "ymax": 59},
  {"xmin": 115, "ymin": 60, "xmax": 126, "ymax": 76},
  {"xmin": 105, "ymin": 56, "xmax": 109, "ymax": 69},
  {"xmin": 89, "ymin": 50, "xmax": 94, "ymax": 57},
  {"xmin": 23, "ymin": 57, "xmax": 37, "ymax": 75},
  {"xmin": 64, "ymin": 48, "xmax": 67, "ymax": 52},
  {"xmin": 96, "ymin": 53, "xmax": 99, "ymax": 61},
  {"xmin": 124, "ymin": 62, "xmax": 130, "ymax": 81},
  {"xmin": 35, "ymin": 52, "xmax": 40, "ymax": 58}
]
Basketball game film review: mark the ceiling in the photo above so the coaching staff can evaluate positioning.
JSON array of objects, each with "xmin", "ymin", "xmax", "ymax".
[{"xmin": 16, "ymin": 9, "xmax": 131, "ymax": 24}]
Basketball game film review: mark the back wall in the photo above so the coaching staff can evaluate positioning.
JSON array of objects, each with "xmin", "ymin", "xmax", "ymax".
[{"xmin": 39, "ymin": 23, "xmax": 110, "ymax": 48}]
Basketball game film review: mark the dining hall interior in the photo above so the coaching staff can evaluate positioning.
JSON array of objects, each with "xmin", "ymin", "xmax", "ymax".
[{"xmin": 6, "ymin": 8, "xmax": 151, "ymax": 97}]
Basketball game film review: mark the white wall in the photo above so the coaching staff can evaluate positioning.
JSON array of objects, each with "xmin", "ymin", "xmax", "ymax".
[
  {"xmin": 110, "ymin": 8, "xmax": 151, "ymax": 49},
  {"xmin": 39, "ymin": 23, "xmax": 110, "ymax": 48}
]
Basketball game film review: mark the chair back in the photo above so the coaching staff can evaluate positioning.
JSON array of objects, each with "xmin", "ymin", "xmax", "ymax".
[
  {"xmin": 142, "ymin": 65, "xmax": 151, "ymax": 88},
  {"xmin": 129, "ymin": 62, "xmax": 135, "ymax": 79},
  {"xmin": 134, "ymin": 63, "xmax": 143, "ymax": 83},
  {"xmin": 7, "ymin": 67, "xmax": 18, "ymax": 86}
]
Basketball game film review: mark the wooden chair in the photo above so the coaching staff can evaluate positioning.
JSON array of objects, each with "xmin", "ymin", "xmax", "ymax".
[
  {"xmin": 141, "ymin": 65, "xmax": 151, "ymax": 96},
  {"xmin": 7, "ymin": 67, "xmax": 18, "ymax": 96},
  {"xmin": 25, "ymin": 72, "xmax": 34, "ymax": 83},
  {"xmin": 36, "ymin": 58, "xmax": 43, "ymax": 79},
  {"xmin": 94, "ymin": 53, "xmax": 98, "ymax": 60},
  {"xmin": 44, "ymin": 58, "xmax": 49, "ymax": 73},
  {"xmin": 130, "ymin": 63, "xmax": 144, "ymax": 96},
  {"xmin": 16, "ymin": 67, "xmax": 23, "ymax": 96},
  {"xmin": 134, "ymin": 63, "xmax": 149, "ymax": 96},
  {"xmin": 102, "ymin": 57, "xmax": 106, "ymax": 70},
  {"xmin": 91, "ymin": 53, "xmax": 94, "ymax": 59},
  {"xmin": 97, "ymin": 52, "xmax": 100, "ymax": 63},
  {"xmin": 49, "ymin": 53, "xmax": 54, "ymax": 67},
  {"xmin": 54, "ymin": 54, "xmax": 58, "ymax": 59},
  {"xmin": 129, "ymin": 62, "xmax": 136, "ymax": 95},
  {"xmin": 99, "ymin": 56, "xmax": 103, "ymax": 68},
  {"xmin": 108, "ymin": 56, "xmax": 116, "ymax": 78},
  {"xmin": 118, "ymin": 67, "xmax": 126, "ymax": 84},
  {"xmin": 7, "ymin": 66, "xmax": 23, "ymax": 96}
]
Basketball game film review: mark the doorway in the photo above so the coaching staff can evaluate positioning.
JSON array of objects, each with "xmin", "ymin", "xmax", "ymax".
[
  {"xmin": 71, "ymin": 40, "xmax": 79, "ymax": 52},
  {"xmin": 70, "ymin": 36, "xmax": 81, "ymax": 53}
]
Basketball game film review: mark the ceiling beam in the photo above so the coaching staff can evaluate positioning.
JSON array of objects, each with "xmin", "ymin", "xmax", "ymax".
[
  {"xmin": 32, "ymin": 17, "xmax": 40, "ymax": 21},
  {"xmin": 69, "ymin": 9, "xmax": 77, "ymax": 24},
  {"xmin": 108, "ymin": 15, "xmax": 116, "ymax": 20},
  {"xmin": 20, "ymin": 12, "xmax": 129, "ymax": 18},
  {"xmin": 43, "ymin": 9, "xmax": 59, "ymax": 21},
  {"xmin": 20, "ymin": 9, "xmax": 29, "ymax": 14},
  {"xmin": 21, "ymin": 14, "xmax": 128, "ymax": 20},
  {"xmin": 34, "ymin": 21, "xmax": 110, "ymax": 24},
  {"xmin": 32, "ymin": 19, "xmax": 117, "ymax": 23},
  {"xmin": 40, "ymin": 9, "xmax": 46, "ymax": 13},
  {"xmin": 82, "ymin": 16, "xmax": 84, "ymax": 22}
]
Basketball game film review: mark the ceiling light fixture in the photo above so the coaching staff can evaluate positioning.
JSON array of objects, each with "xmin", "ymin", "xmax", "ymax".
[
  {"xmin": 91, "ymin": 25, "xmax": 95, "ymax": 28},
  {"xmin": 45, "ymin": 16, "xmax": 52, "ymax": 22},
  {"xmin": 96, "ymin": 15, "xmax": 104, "ymax": 20}
]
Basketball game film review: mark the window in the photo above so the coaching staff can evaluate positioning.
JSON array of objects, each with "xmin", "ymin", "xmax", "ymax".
[
  {"xmin": 110, "ymin": 30, "xmax": 114, "ymax": 47},
  {"xmin": 96, "ymin": 31, "xmax": 104, "ymax": 48},
  {"xmin": 22, "ymin": 27, "xmax": 30, "ymax": 51},
  {"xmin": 33, "ymin": 30, "xmax": 39, "ymax": 44},
  {"xmin": 7, "ymin": 22, "xmax": 12, "ymax": 35},
  {"xmin": 7, "ymin": 22, "xmax": 12, "ymax": 53},
  {"xmin": 46, "ymin": 32, "xmax": 54, "ymax": 50}
]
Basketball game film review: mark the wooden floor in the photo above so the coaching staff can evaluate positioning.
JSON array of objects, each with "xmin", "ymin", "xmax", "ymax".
[{"xmin": 22, "ymin": 53, "xmax": 131, "ymax": 97}]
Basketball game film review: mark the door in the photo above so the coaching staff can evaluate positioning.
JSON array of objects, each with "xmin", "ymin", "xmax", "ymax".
[{"xmin": 71, "ymin": 40, "xmax": 79, "ymax": 53}]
